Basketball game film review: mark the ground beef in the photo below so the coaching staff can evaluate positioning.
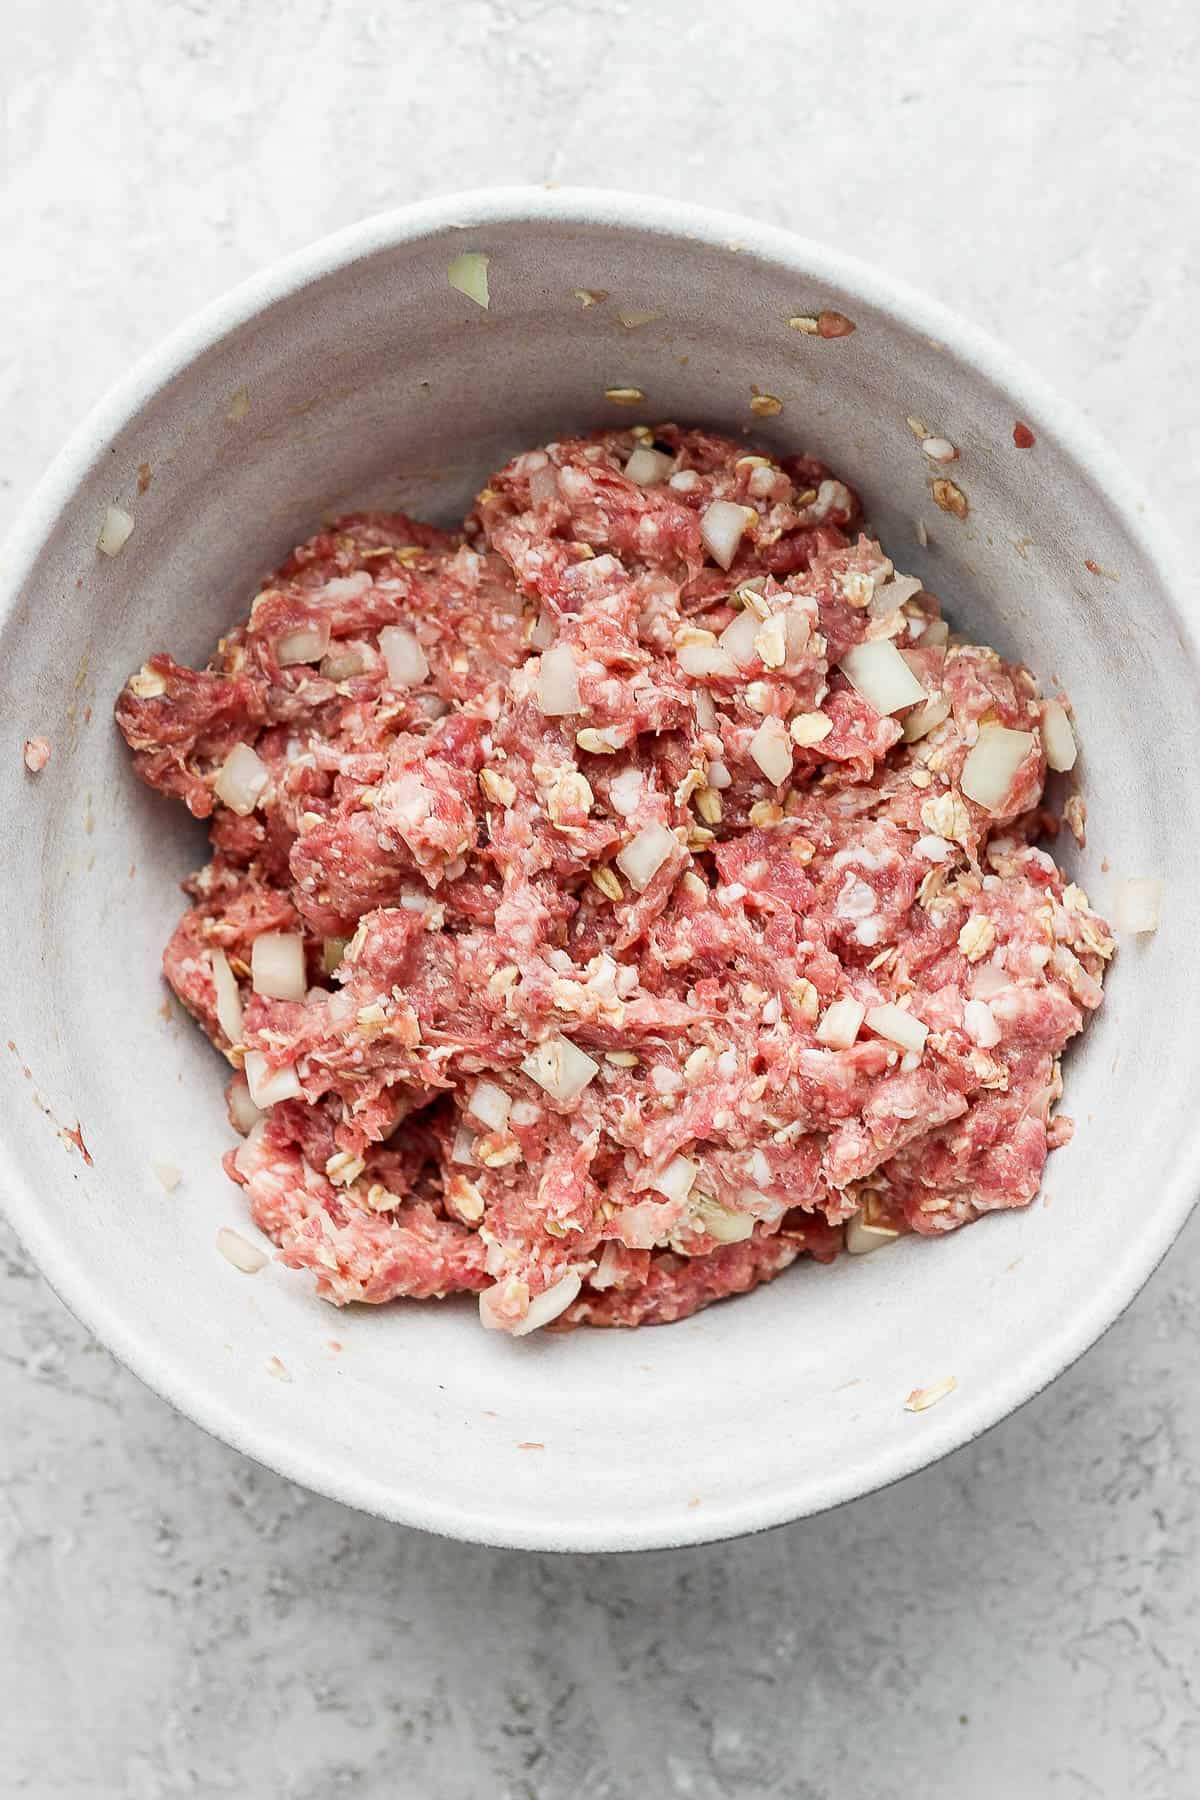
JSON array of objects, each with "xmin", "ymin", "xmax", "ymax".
[{"xmin": 115, "ymin": 427, "xmax": 1112, "ymax": 1334}]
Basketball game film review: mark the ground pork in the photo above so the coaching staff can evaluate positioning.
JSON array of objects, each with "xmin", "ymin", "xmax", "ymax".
[{"xmin": 115, "ymin": 427, "xmax": 1111, "ymax": 1333}]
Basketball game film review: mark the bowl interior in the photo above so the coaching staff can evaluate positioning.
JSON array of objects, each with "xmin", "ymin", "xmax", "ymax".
[{"xmin": 2, "ymin": 195, "xmax": 1194, "ymax": 1550}]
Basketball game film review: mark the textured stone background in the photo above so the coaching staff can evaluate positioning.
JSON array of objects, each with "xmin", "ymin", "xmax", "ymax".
[{"xmin": 4, "ymin": 2, "xmax": 1199, "ymax": 1795}]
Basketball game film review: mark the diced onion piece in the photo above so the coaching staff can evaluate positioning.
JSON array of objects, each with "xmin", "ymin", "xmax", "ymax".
[
  {"xmin": 962, "ymin": 999, "xmax": 1001, "ymax": 1047},
  {"xmin": 868, "ymin": 573, "xmax": 924, "ymax": 617},
  {"xmin": 902, "ymin": 694, "xmax": 952, "ymax": 742},
  {"xmin": 512, "ymin": 1271, "xmax": 582, "ymax": 1336},
  {"xmin": 447, "ymin": 250, "xmax": 490, "ymax": 308},
  {"xmin": 785, "ymin": 610, "xmax": 811, "ymax": 660},
  {"xmin": 528, "ymin": 463, "xmax": 560, "ymax": 507},
  {"xmin": 846, "ymin": 1210, "xmax": 899, "ymax": 1255},
  {"xmin": 838, "ymin": 639, "xmax": 926, "ymax": 714},
  {"xmin": 749, "ymin": 716, "xmax": 793, "ymax": 785},
  {"xmin": 905, "ymin": 1376, "xmax": 957, "ymax": 1412},
  {"xmin": 214, "ymin": 742, "xmax": 269, "ymax": 816},
  {"xmin": 97, "ymin": 505, "xmax": 134, "ymax": 556},
  {"xmin": 537, "ymin": 643, "xmax": 581, "ymax": 715},
  {"xmin": 865, "ymin": 1003, "xmax": 928, "ymax": 1055},
  {"xmin": 590, "ymin": 1242, "xmax": 623, "ymax": 1291},
  {"xmin": 379, "ymin": 625, "xmax": 429, "ymax": 689},
  {"xmin": 528, "ymin": 610, "xmax": 555, "ymax": 650},
  {"xmin": 616, "ymin": 821, "xmax": 677, "ymax": 891},
  {"xmin": 521, "ymin": 1035, "xmax": 599, "ymax": 1105},
  {"xmin": 467, "ymin": 1078, "xmax": 512, "ymax": 1133},
  {"xmin": 276, "ymin": 621, "xmax": 331, "ymax": 666},
  {"xmin": 653, "ymin": 1154, "xmax": 699, "ymax": 1203},
  {"xmin": 700, "ymin": 500, "xmax": 755, "ymax": 570},
  {"xmin": 251, "ymin": 931, "xmax": 307, "ymax": 1001},
  {"xmin": 451, "ymin": 1124, "xmax": 480, "ymax": 1166},
  {"xmin": 692, "ymin": 1195, "xmax": 754, "ymax": 1243},
  {"xmin": 718, "ymin": 608, "xmax": 762, "ymax": 669},
  {"xmin": 624, "ymin": 446, "xmax": 673, "ymax": 486},
  {"xmin": 320, "ymin": 572, "xmax": 372, "ymax": 601},
  {"xmin": 216, "ymin": 1227, "xmax": 269, "ymax": 1274},
  {"xmin": 918, "ymin": 618, "xmax": 950, "ymax": 647},
  {"xmin": 320, "ymin": 643, "xmax": 368, "ymax": 680},
  {"xmin": 1113, "ymin": 876, "xmax": 1161, "ymax": 935},
  {"xmin": 227, "ymin": 1074, "xmax": 263, "ymax": 1135},
  {"xmin": 1041, "ymin": 700, "xmax": 1077, "ymax": 772},
  {"xmin": 693, "ymin": 688, "xmax": 719, "ymax": 730},
  {"xmin": 210, "ymin": 947, "xmax": 243, "ymax": 1044},
  {"xmin": 243, "ymin": 1050, "xmax": 303, "ymax": 1109},
  {"xmin": 960, "ymin": 724, "xmax": 1035, "ymax": 812},
  {"xmin": 677, "ymin": 641, "xmax": 737, "ymax": 679},
  {"xmin": 816, "ymin": 997, "xmax": 865, "ymax": 1050}
]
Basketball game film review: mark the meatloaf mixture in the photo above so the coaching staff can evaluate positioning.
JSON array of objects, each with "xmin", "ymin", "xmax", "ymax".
[{"xmin": 115, "ymin": 425, "xmax": 1113, "ymax": 1334}]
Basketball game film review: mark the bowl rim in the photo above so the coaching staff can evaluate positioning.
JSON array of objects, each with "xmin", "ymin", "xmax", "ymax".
[{"xmin": 3, "ymin": 184, "xmax": 1196, "ymax": 1553}]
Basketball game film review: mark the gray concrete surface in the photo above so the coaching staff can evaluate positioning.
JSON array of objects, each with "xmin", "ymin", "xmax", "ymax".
[{"xmin": 3, "ymin": 1, "xmax": 1199, "ymax": 1794}]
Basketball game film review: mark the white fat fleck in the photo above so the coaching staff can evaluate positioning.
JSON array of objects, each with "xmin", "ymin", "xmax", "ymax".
[
  {"xmin": 748, "ymin": 1148, "xmax": 772, "ymax": 1186},
  {"xmin": 609, "ymin": 768, "xmax": 644, "ymax": 817},
  {"xmin": 808, "ymin": 479, "xmax": 852, "ymax": 521},
  {"xmin": 319, "ymin": 571, "xmax": 372, "ymax": 601},
  {"xmin": 963, "ymin": 999, "xmax": 1001, "ymax": 1047},
  {"xmin": 914, "ymin": 835, "xmax": 955, "ymax": 863},
  {"xmin": 836, "ymin": 873, "xmax": 878, "ymax": 921},
  {"xmin": 830, "ymin": 846, "xmax": 890, "ymax": 873},
  {"xmin": 716, "ymin": 1049, "xmax": 738, "ymax": 1078},
  {"xmin": 650, "ymin": 1064, "xmax": 684, "ymax": 1095}
]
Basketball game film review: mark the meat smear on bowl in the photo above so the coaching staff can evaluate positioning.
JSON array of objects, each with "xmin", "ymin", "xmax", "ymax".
[{"xmin": 114, "ymin": 426, "xmax": 1112, "ymax": 1335}]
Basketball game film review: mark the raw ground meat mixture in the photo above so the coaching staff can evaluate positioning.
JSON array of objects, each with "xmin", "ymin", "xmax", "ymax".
[{"xmin": 115, "ymin": 425, "xmax": 1113, "ymax": 1334}]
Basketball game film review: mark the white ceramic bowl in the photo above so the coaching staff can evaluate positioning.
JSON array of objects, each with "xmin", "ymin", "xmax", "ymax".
[{"xmin": 2, "ymin": 189, "xmax": 1194, "ymax": 1552}]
